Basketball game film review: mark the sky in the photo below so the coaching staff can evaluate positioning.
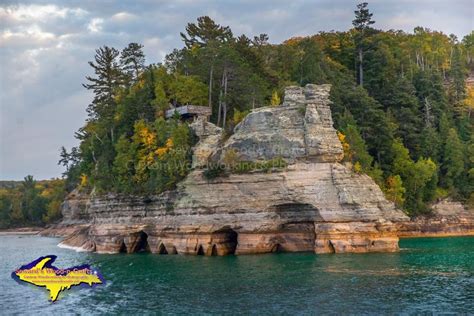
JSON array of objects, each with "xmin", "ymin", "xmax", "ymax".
[{"xmin": 0, "ymin": 0, "xmax": 473, "ymax": 180}]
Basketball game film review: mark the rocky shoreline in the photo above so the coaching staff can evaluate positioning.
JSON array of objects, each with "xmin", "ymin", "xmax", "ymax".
[
  {"xmin": 40, "ymin": 84, "xmax": 473, "ymax": 255},
  {"xmin": 0, "ymin": 227, "xmax": 42, "ymax": 235}
]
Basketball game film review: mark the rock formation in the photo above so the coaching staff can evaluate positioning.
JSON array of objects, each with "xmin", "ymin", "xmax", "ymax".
[
  {"xmin": 398, "ymin": 199, "xmax": 474, "ymax": 237},
  {"xmin": 45, "ymin": 84, "xmax": 413, "ymax": 255}
]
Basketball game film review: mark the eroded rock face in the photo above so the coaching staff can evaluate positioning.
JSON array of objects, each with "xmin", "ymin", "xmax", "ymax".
[
  {"xmin": 219, "ymin": 84, "xmax": 343, "ymax": 163},
  {"xmin": 398, "ymin": 199, "xmax": 474, "ymax": 237},
  {"xmin": 48, "ymin": 84, "xmax": 412, "ymax": 255},
  {"xmin": 189, "ymin": 117, "xmax": 223, "ymax": 168}
]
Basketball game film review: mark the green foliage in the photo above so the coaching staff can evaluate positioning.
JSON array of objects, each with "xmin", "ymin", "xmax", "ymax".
[
  {"xmin": 0, "ymin": 177, "xmax": 66, "ymax": 228},
  {"xmin": 385, "ymin": 175, "xmax": 405, "ymax": 207},
  {"xmin": 441, "ymin": 128, "xmax": 465, "ymax": 190},
  {"xmin": 391, "ymin": 139, "xmax": 437, "ymax": 214},
  {"xmin": 169, "ymin": 74, "xmax": 208, "ymax": 105}
]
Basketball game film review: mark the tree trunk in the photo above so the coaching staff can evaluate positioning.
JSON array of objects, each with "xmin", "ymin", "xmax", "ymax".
[
  {"xmin": 358, "ymin": 48, "xmax": 363, "ymax": 86},
  {"xmin": 222, "ymin": 70, "xmax": 228, "ymax": 129},
  {"xmin": 217, "ymin": 70, "xmax": 225, "ymax": 127},
  {"xmin": 208, "ymin": 64, "xmax": 213, "ymax": 108}
]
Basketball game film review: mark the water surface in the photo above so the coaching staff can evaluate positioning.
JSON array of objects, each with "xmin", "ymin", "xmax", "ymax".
[{"xmin": 1, "ymin": 235, "xmax": 473, "ymax": 314}]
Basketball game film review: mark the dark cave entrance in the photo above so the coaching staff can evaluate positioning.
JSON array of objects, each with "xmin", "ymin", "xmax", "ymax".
[
  {"xmin": 158, "ymin": 243, "xmax": 168, "ymax": 254},
  {"xmin": 271, "ymin": 244, "xmax": 283, "ymax": 253},
  {"xmin": 119, "ymin": 240, "xmax": 127, "ymax": 253},
  {"xmin": 134, "ymin": 231, "xmax": 151, "ymax": 253},
  {"xmin": 211, "ymin": 245, "xmax": 218, "ymax": 256},
  {"xmin": 197, "ymin": 245, "xmax": 205, "ymax": 255},
  {"xmin": 215, "ymin": 228, "xmax": 238, "ymax": 255}
]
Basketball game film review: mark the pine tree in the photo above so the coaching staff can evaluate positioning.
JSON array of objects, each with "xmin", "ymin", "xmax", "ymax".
[
  {"xmin": 180, "ymin": 16, "xmax": 233, "ymax": 48},
  {"xmin": 441, "ymin": 128, "xmax": 465, "ymax": 189},
  {"xmin": 83, "ymin": 46, "xmax": 122, "ymax": 121},
  {"xmin": 120, "ymin": 43, "xmax": 145, "ymax": 84},
  {"xmin": 449, "ymin": 45, "xmax": 467, "ymax": 104},
  {"xmin": 352, "ymin": 2, "xmax": 375, "ymax": 86}
]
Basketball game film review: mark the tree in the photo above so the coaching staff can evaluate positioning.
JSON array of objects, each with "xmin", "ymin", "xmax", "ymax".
[
  {"xmin": 441, "ymin": 128, "xmax": 465, "ymax": 189},
  {"xmin": 253, "ymin": 34, "xmax": 269, "ymax": 46},
  {"xmin": 169, "ymin": 75, "xmax": 208, "ymax": 106},
  {"xmin": 391, "ymin": 139, "xmax": 437, "ymax": 214},
  {"xmin": 449, "ymin": 45, "xmax": 468, "ymax": 105},
  {"xmin": 121, "ymin": 42, "xmax": 146, "ymax": 84},
  {"xmin": 271, "ymin": 90, "xmax": 280, "ymax": 106},
  {"xmin": 19, "ymin": 176, "xmax": 47, "ymax": 223},
  {"xmin": 352, "ymin": 2, "xmax": 375, "ymax": 86},
  {"xmin": 180, "ymin": 16, "xmax": 233, "ymax": 48},
  {"xmin": 385, "ymin": 175, "xmax": 405, "ymax": 207},
  {"xmin": 293, "ymin": 38, "xmax": 326, "ymax": 85},
  {"xmin": 83, "ymin": 46, "xmax": 122, "ymax": 120}
]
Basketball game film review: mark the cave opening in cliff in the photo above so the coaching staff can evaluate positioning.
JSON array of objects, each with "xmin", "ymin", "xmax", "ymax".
[
  {"xmin": 119, "ymin": 241, "xmax": 127, "ymax": 253},
  {"xmin": 158, "ymin": 243, "xmax": 168, "ymax": 254},
  {"xmin": 214, "ymin": 228, "xmax": 238, "ymax": 255},
  {"xmin": 211, "ymin": 245, "xmax": 218, "ymax": 256},
  {"xmin": 134, "ymin": 231, "xmax": 151, "ymax": 253},
  {"xmin": 271, "ymin": 244, "xmax": 283, "ymax": 253},
  {"xmin": 197, "ymin": 245, "xmax": 205, "ymax": 255}
]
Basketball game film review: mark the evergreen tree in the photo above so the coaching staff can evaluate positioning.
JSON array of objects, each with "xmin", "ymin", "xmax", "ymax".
[
  {"xmin": 352, "ymin": 2, "xmax": 375, "ymax": 86},
  {"xmin": 449, "ymin": 45, "xmax": 467, "ymax": 104},
  {"xmin": 120, "ymin": 42, "xmax": 146, "ymax": 84},
  {"xmin": 180, "ymin": 16, "xmax": 233, "ymax": 48},
  {"xmin": 83, "ymin": 46, "xmax": 122, "ymax": 120},
  {"xmin": 441, "ymin": 128, "xmax": 465, "ymax": 190}
]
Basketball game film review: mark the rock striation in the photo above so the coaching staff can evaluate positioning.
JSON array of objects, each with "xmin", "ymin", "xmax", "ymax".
[
  {"xmin": 398, "ymin": 199, "xmax": 474, "ymax": 238},
  {"xmin": 46, "ymin": 84, "xmax": 413, "ymax": 255}
]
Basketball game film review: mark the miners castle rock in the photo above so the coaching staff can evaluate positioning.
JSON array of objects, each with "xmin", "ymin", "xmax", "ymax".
[{"xmin": 44, "ymin": 84, "xmax": 472, "ymax": 255}]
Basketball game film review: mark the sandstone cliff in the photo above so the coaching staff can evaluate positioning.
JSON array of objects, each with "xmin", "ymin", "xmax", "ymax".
[
  {"xmin": 45, "ymin": 84, "xmax": 413, "ymax": 255},
  {"xmin": 398, "ymin": 199, "xmax": 474, "ymax": 238}
]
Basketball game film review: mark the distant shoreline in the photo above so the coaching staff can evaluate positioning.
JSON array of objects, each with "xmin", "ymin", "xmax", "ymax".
[{"xmin": 0, "ymin": 227, "xmax": 42, "ymax": 235}]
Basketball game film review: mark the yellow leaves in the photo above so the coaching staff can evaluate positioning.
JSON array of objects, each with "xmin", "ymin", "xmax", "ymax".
[
  {"xmin": 80, "ymin": 174, "xmax": 88, "ymax": 188},
  {"xmin": 270, "ymin": 90, "xmax": 281, "ymax": 107},
  {"xmin": 337, "ymin": 131, "xmax": 352, "ymax": 161},
  {"xmin": 283, "ymin": 36, "xmax": 304, "ymax": 46},
  {"xmin": 155, "ymin": 147, "xmax": 167, "ymax": 157},
  {"xmin": 464, "ymin": 85, "xmax": 474, "ymax": 111},
  {"xmin": 337, "ymin": 131, "xmax": 346, "ymax": 142},
  {"xmin": 353, "ymin": 161, "xmax": 362, "ymax": 173},
  {"xmin": 40, "ymin": 188, "xmax": 53, "ymax": 199},
  {"xmin": 135, "ymin": 121, "xmax": 156, "ymax": 150},
  {"xmin": 233, "ymin": 109, "xmax": 248, "ymax": 125},
  {"xmin": 155, "ymin": 138, "xmax": 173, "ymax": 157}
]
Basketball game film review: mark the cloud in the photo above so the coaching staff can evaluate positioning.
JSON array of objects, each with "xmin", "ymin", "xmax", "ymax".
[
  {"xmin": 0, "ymin": 0, "xmax": 472, "ymax": 180},
  {"xmin": 111, "ymin": 11, "xmax": 137, "ymax": 22},
  {"xmin": 87, "ymin": 18, "xmax": 104, "ymax": 33}
]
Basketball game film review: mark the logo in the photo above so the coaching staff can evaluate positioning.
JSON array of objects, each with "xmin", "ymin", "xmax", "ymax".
[{"xmin": 11, "ymin": 255, "xmax": 104, "ymax": 302}]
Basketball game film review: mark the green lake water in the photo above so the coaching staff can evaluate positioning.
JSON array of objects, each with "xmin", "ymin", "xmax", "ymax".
[{"xmin": 1, "ymin": 235, "xmax": 473, "ymax": 315}]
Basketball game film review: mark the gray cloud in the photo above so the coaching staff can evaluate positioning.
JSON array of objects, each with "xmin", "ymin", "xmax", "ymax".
[{"xmin": 0, "ymin": 0, "xmax": 472, "ymax": 180}]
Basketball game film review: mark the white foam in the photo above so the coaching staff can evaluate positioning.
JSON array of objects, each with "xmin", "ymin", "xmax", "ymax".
[{"xmin": 57, "ymin": 242, "xmax": 90, "ymax": 252}]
